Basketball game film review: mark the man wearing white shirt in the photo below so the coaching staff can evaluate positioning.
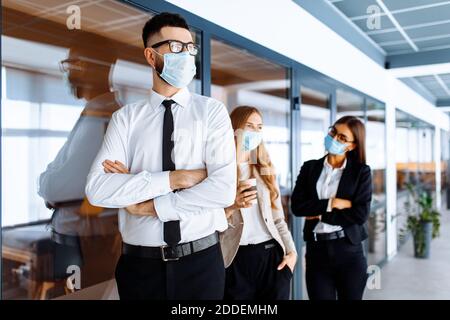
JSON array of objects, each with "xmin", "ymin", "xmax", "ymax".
[{"xmin": 85, "ymin": 12, "xmax": 236, "ymax": 300}]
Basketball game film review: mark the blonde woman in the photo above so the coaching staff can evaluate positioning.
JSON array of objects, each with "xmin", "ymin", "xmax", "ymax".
[{"xmin": 221, "ymin": 106, "xmax": 297, "ymax": 300}]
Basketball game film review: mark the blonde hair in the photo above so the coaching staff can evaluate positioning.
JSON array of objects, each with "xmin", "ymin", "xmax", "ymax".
[{"xmin": 229, "ymin": 106, "xmax": 279, "ymax": 209}]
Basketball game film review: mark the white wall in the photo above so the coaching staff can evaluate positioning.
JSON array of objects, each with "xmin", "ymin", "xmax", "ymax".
[
  {"xmin": 168, "ymin": 0, "xmax": 449, "ymax": 130},
  {"xmin": 167, "ymin": 0, "xmax": 450, "ymax": 259}
]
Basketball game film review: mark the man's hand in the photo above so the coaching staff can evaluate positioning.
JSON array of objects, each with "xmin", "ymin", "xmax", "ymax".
[
  {"xmin": 101, "ymin": 160, "xmax": 207, "ymax": 191},
  {"xmin": 169, "ymin": 169, "xmax": 207, "ymax": 190},
  {"xmin": 102, "ymin": 160, "xmax": 156, "ymax": 216},
  {"xmin": 103, "ymin": 160, "xmax": 129, "ymax": 174},
  {"xmin": 125, "ymin": 200, "xmax": 156, "ymax": 217},
  {"xmin": 305, "ymin": 215, "xmax": 321, "ymax": 220},
  {"xmin": 101, "ymin": 160, "xmax": 206, "ymax": 216},
  {"xmin": 331, "ymin": 198, "xmax": 352, "ymax": 210}
]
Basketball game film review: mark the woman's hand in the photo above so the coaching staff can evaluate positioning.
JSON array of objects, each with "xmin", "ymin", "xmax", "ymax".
[
  {"xmin": 226, "ymin": 183, "xmax": 257, "ymax": 211},
  {"xmin": 305, "ymin": 215, "xmax": 321, "ymax": 220},
  {"xmin": 103, "ymin": 160, "xmax": 129, "ymax": 174},
  {"xmin": 277, "ymin": 251, "xmax": 297, "ymax": 273},
  {"xmin": 224, "ymin": 207, "xmax": 235, "ymax": 219},
  {"xmin": 331, "ymin": 198, "xmax": 352, "ymax": 210}
]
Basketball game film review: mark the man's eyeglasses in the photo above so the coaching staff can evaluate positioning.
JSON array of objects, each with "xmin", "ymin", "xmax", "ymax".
[
  {"xmin": 151, "ymin": 39, "xmax": 200, "ymax": 56},
  {"xmin": 328, "ymin": 126, "xmax": 354, "ymax": 144}
]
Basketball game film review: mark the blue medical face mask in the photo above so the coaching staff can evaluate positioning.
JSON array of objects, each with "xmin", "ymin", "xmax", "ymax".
[
  {"xmin": 324, "ymin": 134, "xmax": 348, "ymax": 155},
  {"xmin": 242, "ymin": 130, "xmax": 263, "ymax": 151},
  {"xmin": 153, "ymin": 50, "xmax": 196, "ymax": 88}
]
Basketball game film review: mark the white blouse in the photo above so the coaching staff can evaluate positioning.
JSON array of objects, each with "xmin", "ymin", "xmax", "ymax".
[
  {"xmin": 313, "ymin": 157, "xmax": 346, "ymax": 234},
  {"xmin": 238, "ymin": 162, "xmax": 273, "ymax": 245}
]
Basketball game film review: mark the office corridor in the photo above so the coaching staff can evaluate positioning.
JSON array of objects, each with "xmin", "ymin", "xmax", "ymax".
[
  {"xmin": 1, "ymin": 0, "xmax": 449, "ymax": 301},
  {"xmin": 365, "ymin": 204, "xmax": 450, "ymax": 300}
]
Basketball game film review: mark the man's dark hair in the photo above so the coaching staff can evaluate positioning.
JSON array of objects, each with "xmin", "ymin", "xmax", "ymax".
[{"xmin": 142, "ymin": 12, "xmax": 190, "ymax": 48}]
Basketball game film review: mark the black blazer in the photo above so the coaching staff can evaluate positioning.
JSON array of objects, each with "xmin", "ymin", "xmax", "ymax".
[{"xmin": 290, "ymin": 153, "xmax": 372, "ymax": 244}]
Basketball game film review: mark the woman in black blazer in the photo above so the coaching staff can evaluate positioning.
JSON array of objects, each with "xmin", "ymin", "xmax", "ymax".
[{"xmin": 291, "ymin": 116, "xmax": 372, "ymax": 300}]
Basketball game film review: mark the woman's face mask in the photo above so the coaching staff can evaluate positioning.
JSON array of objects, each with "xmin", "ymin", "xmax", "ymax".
[
  {"xmin": 242, "ymin": 130, "xmax": 263, "ymax": 151},
  {"xmin": 324, "ymin": 134, "xmax": 348, "ymax": 155},
  {"xmin": 153, "ymin": 50, "xmax": 196, "ymax": 88}
]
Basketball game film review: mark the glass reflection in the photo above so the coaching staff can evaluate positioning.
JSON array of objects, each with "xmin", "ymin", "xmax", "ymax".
[
  {"xmin": 37, "ymin": 30, "xmax": 122, "ymax": 297},
  {"xmin": 211, "ymin": 39, "xmax": 291, "ymax": 216},
  {"xmin": 1, "ymin": 0, "xmax": 201, "ymax": 299},
  {"xmin": 300, "ymin": 87, "xmax": 330, "ymax": 163}
]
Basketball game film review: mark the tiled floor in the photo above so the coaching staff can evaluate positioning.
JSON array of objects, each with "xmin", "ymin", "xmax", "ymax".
[{"xmin": 365, "ymin": 206, "xmax": 450, "ymax": 300}]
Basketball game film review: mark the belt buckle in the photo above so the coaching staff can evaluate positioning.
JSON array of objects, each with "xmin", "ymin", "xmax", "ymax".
[{"xmin": 160, "ymin": 245, "xmax": 180, "ymax": 262}]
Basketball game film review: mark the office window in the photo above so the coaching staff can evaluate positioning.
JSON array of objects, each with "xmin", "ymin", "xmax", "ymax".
[
  {"xmin": 2, "ymin": 0, "xmax": 202, "ymax": 299},
  {"xmin": 395, "ymin": 110, "xmax": 435, "ymax": 248},
  {"xmin": 211, "ymin": 39, "xmax": 291, "ymax": 212},
  {"xmin": 418, "ymin": 127, "xmax": 436, "ymax": 193},
  {"xmin": 299, "ymin": 87, "xmax": 330, "ymax": 163},
  {"xmin": 366, "ymin": 100, "xmax": 387, "ymax": 265},
  {"xmin": 336, "ymin": 89, "xmax": 387, "ymax": 264},
  {"xmin": 336, "ymin": 88, "xmax": 365, "ymax": 120},
  {"xmin": 441, "ymin": 130, "xmax": 450, "ymax": 208}
]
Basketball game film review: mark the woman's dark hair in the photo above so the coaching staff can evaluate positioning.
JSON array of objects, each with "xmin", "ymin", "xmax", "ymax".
[
  {"xmin": 142, "ymin": 12, "xmax": 190, "ymax": 48},
  {"xmin": 334, "ymin": 116, "xmax": 366, "ymax": 164}
]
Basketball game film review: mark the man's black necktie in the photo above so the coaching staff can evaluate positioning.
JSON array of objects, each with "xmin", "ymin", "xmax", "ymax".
[{"xmin": 161, "ymin": 99, "xmax": 181, "ymax": 246}]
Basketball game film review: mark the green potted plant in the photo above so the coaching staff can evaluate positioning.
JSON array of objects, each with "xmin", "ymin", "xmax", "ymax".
[{"xmin": 403, "ymin": 183, "xmax": 440, "ymax": 258}]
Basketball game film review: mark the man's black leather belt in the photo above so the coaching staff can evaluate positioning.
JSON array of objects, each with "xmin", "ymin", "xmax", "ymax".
[
  {"xmin": 313, "ymin": 230, "xmax": 346, "ymax": 242},
  {"xmin": 122, "ymin": 232, "xmax": 219, "ymax": 261}
]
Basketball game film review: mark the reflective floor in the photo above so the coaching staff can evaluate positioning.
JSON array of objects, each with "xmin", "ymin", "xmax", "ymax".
[{"xmin": 365, "ymin": 204, "xmax": 450, "ymax": 300}]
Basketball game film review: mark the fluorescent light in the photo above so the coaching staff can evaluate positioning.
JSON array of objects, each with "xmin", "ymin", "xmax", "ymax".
[{"xmin": 388, "ymin": 63, "xmax": 450, "ymax": 78}]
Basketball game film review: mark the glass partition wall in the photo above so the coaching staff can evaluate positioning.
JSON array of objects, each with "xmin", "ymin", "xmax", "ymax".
[
  {"xmin": 442, "ymin": 130, "xmax": 450, "ymax": 209},
  {"xmin": 300, "ymin": 86, "xmax": 331, "ymax": 164},
  {"xmin": 1, "ymin": 0, "xmax": 201, "ymax": 300},
  {"xmin": 336, "ymin": 90, "xmax": 387, "ymax": 266},
  {"xmin": 365, "ymin": 100, "xmax": 387, "ymax": 266},
  {"xmin": 210, "ymin": 38, "xmax": 291, "ymax": 216},
  {"xmin": 336, "ymin": 88, "xmax": 365, "ymax": 120},
  {"xmin": 395, "ymin": 110, "xmax": 436, "ymax": 248},
  {"xmin": 296, "ymin": 84, "xmax": 332, "ymax": 299}
]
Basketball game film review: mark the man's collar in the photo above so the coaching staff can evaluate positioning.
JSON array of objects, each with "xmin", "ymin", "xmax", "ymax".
[{"xmin": 149, "ymin": 87, "xmax": 191, "ymax": 110}]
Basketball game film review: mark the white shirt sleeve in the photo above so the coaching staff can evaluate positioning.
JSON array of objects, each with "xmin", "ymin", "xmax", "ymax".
[
  {"xmin": 154, "ymin": 102, "xmax": 237, "ymax": 222},
  {"xmin": 85, "ymin": 109, "xmax": 172, "ymax": 208}
]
